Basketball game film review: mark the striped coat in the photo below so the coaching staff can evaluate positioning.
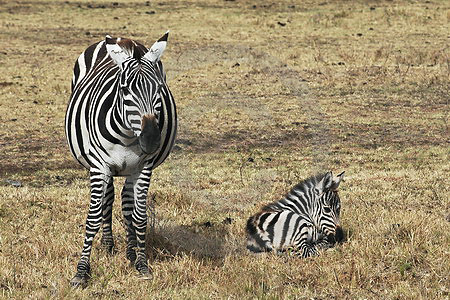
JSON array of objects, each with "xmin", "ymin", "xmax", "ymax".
[
  {"xmin": 66, "ymin": 36, "xmax": 176, "ymax": 173},
  {"xmin": 65, "ymin": 32, "xmax": 176, "ymax": 287},
  {"xmin": 246, "ymin": 171, "xmax": 344, "ymax": 257}
]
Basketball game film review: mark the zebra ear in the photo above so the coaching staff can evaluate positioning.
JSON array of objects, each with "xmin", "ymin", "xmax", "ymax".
[
  {"xmin": 105, "ymin": 36, "xmax": 131, "ymax": 67},
  {"xmin": 144, "ymin": 31, "xmax": 169, "ymax": 63},
  {"xmin": 316, "ymin": 171, "xmax": 333, "ymax": 194},
  {"xmin": 330, "ymin": 171, "xmax": 345, "ymax": 191}
]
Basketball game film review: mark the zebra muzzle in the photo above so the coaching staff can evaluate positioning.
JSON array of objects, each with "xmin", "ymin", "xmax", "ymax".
[
  {"xmin": 139, "ymin": 114, "xmax": 161, "ymax": 155},
  {"xmin": 335, "ymin": 225, "xmax": 344, "ymax": 243},
  {"xmin": 325, "ymin": 226, "xmax": 344, "ymax": 245},
  {"xmin": 325, "ymin": 225, "xmax": 343, "ymax": 245}
]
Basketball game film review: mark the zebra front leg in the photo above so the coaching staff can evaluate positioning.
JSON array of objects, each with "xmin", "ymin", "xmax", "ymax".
[
  {"xmin": 132, "ymin": 169, "xmax": 153, "ymax": 279},
  {"xmin": 315, "ymin": 238, "xmax": 335, "ymax": 250},
  {"xmin": 295, "ymin": 242, "xmax": 319, "ymax": 258},
  {"xmin": 70, "ymin": 171, "xmax": 110, "ymax": 288},
  {"xmin": 121, "ymin": 178, "xmax": 137, "ymax": 265},
  {"xmin": 100, "ymin": 178, "xmax": 115, "ymax": 254},
  {"xmin": 293, "ymin": 225, "xmax": 320, "ymax": 258}
]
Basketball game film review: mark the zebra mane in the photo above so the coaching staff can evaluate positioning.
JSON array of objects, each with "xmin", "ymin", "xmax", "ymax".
[
  {"xmin": 261, "ymin": 172, "xmax": 329, "ymax": 212},
  {"xmin": 291, "ymin": 172, "xmax": 329, "ymax": 195},
  {"xmin": 106, "ymin": 37, "xmax": 148, "ymax": 60}
]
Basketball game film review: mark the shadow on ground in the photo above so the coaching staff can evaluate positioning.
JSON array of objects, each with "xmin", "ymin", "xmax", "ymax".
[{"xmin": 146, "ymin": 219, "xmax": 244, "ymax": 263}]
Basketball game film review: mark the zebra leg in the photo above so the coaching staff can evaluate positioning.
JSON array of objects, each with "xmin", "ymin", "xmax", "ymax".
[
  {"xmin": 315, "ymin": 239, "xmax": 334, "ymax": 250},
  {"xmin": 132, "ymin": 169, "xmax": 152, "ymax": 278},
  {"xmin": 296, "ymin": 242, "xmax": 319, "ymax": 258},
  {"xmin": 121, "ymin": 177, "xmax": 137, "ymax": 264},
  {"xmin": 293, "ymin": 225, "xmax": 320, "ymax": 258},
  {"xmin": 100, "ymin": 178, "xmax": 115, "ymax": 254},
  {"xmin": 70, "ymin": 171, "xmax": 110, "ymax": 288},
  {"xmin": 246, "ymin": 215, "xmax": 273, "ymax": 253}
]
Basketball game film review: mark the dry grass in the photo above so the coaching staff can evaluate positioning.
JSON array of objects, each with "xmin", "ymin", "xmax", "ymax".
[{"xmin": 0, "ymin": 0, "xmax": 449, "ymax": 299}]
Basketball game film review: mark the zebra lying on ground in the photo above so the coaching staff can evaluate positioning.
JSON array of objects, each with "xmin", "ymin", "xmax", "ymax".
[
  {"xmin": 65, "ymin": 32, "xmax": 177, "ymax": 287},
  {"xmin": 246, "ymin": 171, "xmax": 345, "ymax": 257}
]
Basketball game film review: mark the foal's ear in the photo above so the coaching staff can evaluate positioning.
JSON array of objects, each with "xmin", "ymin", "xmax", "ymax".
[
  {"xmin": 315, "ymin": 171, "xmax": 333, "ymax": 195},
  {"xmin": 144, "ymin": 31, "xmax": 169, "ymax": 63},
  {"xmin": 330, "ymin": 171, "xmax": 345, "ymax": 191},
  {"xmin": 105, "ymin": 36, "xmax": 132, "ymax": 67}
]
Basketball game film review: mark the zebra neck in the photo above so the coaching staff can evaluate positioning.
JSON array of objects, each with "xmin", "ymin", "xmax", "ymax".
[
  {"xmin": 308, "ymin": 200, "xmax": 322, "ymax": 229},
  {"xmin": 285, "ymin": 188, "xmax": 321, "ymax": 222}
]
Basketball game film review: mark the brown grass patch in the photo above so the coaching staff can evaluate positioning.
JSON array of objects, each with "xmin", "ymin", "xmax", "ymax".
[{"xmin": 0, "ymin": 0, "xmax": 449, "ymax": 299}]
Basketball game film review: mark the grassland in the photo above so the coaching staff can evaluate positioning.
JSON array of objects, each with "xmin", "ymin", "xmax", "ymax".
[{"xmin": 0, "ymin": 0, "xmax": 449, "ymax": 299}]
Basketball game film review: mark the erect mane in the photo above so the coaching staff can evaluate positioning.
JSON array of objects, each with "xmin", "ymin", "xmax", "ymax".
[
  {"xmin": 261, "ymin": 172, "xmax": 328, "ymax": 212},
  {"xmin": 108, "ymin": 37, "xmax": 148, "ymax": 60},
  {"xmin": 290, "ymin": 172, "xmax": 328, "ymax": 195}
]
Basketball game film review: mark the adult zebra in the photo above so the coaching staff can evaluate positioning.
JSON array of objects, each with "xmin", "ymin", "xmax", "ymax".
[
  {"xmin": 65, "ymin": 32, "xmax": 177, "ymax": 287},
  {"xmin": 246, "ymin": 171, "xmax": 345, "ymax": 257}
]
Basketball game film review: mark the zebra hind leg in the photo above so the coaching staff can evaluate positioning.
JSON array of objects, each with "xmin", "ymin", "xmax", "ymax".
[
  {"xmin": 70, "ymin": 171, "xmax": 109, "ymax": 288},
  {"xmin": 246, "ymin": 215, "xmax": 273, "ymax": 253},
  {"xmin": 100, "ymin": 178, "xmax": 115, "ymax": 254}
]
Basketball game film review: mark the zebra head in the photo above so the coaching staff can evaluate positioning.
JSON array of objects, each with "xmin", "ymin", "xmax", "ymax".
[
  {"xmin": 105, "ymin": 32, "xmax": 169, "ymax": 155},
  {"xmin": 313, "ymin": 171, "xmax": 345, "ymax": 244}
]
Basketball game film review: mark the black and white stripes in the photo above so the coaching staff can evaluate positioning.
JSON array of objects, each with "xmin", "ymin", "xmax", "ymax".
[
  {"xmin": 65, "ymin": 32, "xmax": 176, "ymax": 287},
  {"xmin": 246, "ymin": 171, "xmax": 345, "ymax": 257}
]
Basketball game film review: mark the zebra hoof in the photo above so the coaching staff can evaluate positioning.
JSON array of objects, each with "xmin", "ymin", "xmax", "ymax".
[
  {"xmin": 70, "ymin": 273, "xmax": 90, "ymax": 289},
  {"xmin": 138, "ymin": 269, "xmax": 153, "ymax": 280},
  {"xmin": 135, "ymin": 260, "xmax": 152, "ymax": 280}
]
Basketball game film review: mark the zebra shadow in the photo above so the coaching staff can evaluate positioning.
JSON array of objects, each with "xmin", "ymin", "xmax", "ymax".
[
  {"xmin": 145, "ymin": 219, "xmax": 244, "ymax": 263},
  {"xmin": 143, "ymin": 220, "xmax": 353, "ymax": 264}
]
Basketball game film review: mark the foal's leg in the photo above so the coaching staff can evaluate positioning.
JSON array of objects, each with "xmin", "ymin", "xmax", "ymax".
[{"xmin": 293, "ymin": 223, "xmax": 320, "ymax": 258}]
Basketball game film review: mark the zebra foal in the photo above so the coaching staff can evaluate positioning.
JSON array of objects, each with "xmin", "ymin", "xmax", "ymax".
[
  {"xmin": 65, "ymin": 32, "xmax": 177, "ymax": 287},
  {"xmin": 246, "ymin": 171, "xmax": 345, "ymax": 257}
]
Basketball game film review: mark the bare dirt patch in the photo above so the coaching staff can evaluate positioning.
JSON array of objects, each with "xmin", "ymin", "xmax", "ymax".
[{"xmin": 0, "ymin": 133, "xmax": 83, "ymax": 183}]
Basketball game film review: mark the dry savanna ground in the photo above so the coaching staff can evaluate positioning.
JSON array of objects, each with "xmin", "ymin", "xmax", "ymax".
[{"xmin": 0, "ymin": 0, "xmax": 449, "ymax": 299}]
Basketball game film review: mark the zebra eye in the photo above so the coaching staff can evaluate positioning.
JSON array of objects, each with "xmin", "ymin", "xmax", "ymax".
[
  {"xmin": 121, "ymin": 86, "xmax": 130, "ymax": 96},
  {"xmin": 323, "ymin": 206, "xmax": 332, "ymax": 213}
]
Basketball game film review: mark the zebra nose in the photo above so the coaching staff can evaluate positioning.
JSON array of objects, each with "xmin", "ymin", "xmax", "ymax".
[
  {"xmin": 335, "ymin": 225, "xmax": 344, "ymax": 243},
  {"xmin": 139, "ymin": 114, "xmax": 161, "ymax": 154}
]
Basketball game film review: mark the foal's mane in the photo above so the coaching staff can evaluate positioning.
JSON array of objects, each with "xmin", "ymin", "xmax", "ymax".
[
  {"xmin": 291, "ymin": 172, "xmax": 328, "ymax": 194},
  {"xmin": 261, "ymin": 172, "xmax": 328, "ymax": 212}
]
